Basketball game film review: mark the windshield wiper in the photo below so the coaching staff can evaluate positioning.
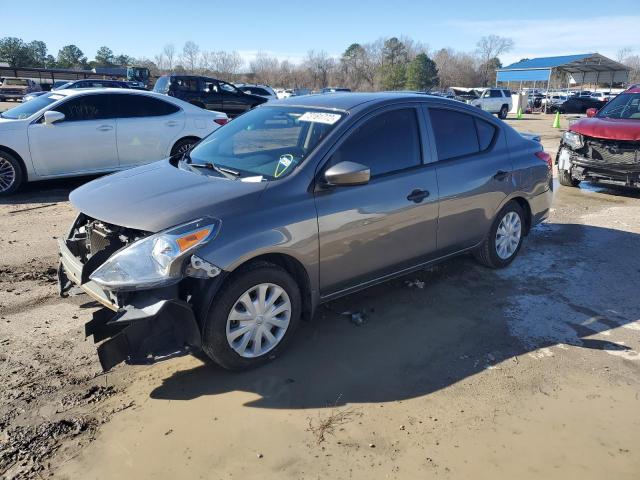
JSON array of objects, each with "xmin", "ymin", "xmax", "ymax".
[
  {"xmin": 178, "ymin": 150, "xmax": 240, "ymax": 180},
  {"xmin": 187, "ymin": 161, "xmax": 240, "ymax": 180}
]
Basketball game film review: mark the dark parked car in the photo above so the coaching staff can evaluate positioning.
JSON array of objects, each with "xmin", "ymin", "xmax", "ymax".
[
  {"xmin": 556, "ymin": 84, "xmax": 640, "ymax": 188},
  {"xmin": 550, "ymin": 95, "xmax": 607, "ymax": 114},
  {"xmin": 22, "ymin": 79, "xmax": 131, "ymax": 102},
  {"xmin": 153, "ymin": 75, "xmax": 267, "ymax": 117},
  {"xmin": 58, "ymin": 93, "xmax": 553, "ymax": 371}
]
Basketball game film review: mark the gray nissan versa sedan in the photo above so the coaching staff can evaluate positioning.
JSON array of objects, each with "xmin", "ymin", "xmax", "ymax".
[{"xmin": 58, "ymin": 92, "xmax": 553, "ymax": 371}]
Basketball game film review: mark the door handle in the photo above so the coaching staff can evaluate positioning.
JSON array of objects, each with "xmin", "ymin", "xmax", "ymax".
[
  {"xmin": 493, "ymin": 170, "xmax": 509, "ymax": 180},
  {"xmin": 407, "ymin": 189, "xmax": 430, "ymax": 203},
  {"xmin": 166, "ymin": 121, "xmax": 180, "ymax": 127},
  {"xmin": 96, "ymin": 125, "xmax": 113, "ymax": 131}
]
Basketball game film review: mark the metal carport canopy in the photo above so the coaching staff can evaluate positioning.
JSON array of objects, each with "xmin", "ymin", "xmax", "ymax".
[{"xmin": 496, "ymin": 53, "xmax": 629, "ymax": 84}]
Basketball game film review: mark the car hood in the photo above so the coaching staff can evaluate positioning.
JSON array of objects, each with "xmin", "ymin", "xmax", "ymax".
[
  {"xmin": 0, "ymin": 117, "xmax": 27, "ymax": 130},
  {"xmin": 69, "ymin": 160, "xmax": 268, "ymax": 232},
  {"xmin": 570, "ymin": 117, "xmax": 640, "ymax": 141}
]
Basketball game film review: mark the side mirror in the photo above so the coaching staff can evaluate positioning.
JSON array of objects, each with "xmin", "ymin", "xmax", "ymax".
[
  {"xmin": 324, "ymin": 161, "xmax": 370, "ymax": 186},
  {"xmin": 586, "ymin": 108, "xmax": 598, "ymax": 118},
  {"xmin": 44, "ymin": 110, "xmax": 65, "ymax": 126}
]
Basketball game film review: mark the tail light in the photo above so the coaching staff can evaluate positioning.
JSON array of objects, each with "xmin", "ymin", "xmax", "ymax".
[
  {"xmin": 214, "ymin": 118, "xmax": 229, "ymax": 126},
  {"xmin": 535, "ymin": 151, "xmax": 552, "ymax": 170}
]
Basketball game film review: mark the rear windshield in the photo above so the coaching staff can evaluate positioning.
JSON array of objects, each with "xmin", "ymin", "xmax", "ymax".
[
  {"xmin": 597, "ymin": 93, "xmax": 640, "ymax": 120},
  {"xmin": 187, "ymin": 106, "xmax": 344, "ymax": 180},
  {"xmin": 3, "ymin": 79, "xmax": 28, "ymax": 86},
  {"xmin": 153, "ymin": 76, "xmax": 170, "ymax": 94},
  {"xmin": 0, "ymin": 93, "xmax": 65, "ymax": 119}
]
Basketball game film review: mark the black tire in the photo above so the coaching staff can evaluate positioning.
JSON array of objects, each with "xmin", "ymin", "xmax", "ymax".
[
  {"xmin": 498, "ymin": 105, "xmax": 509, "ymax": 119},
  {"xmin": 201, "ymin": 263, "xmax": 302, "ymax": 370},
  {"xmin": 474, "ymin": 201, "xmax": 525, "ymax": 269},
  {"xmin": 0, "ymin": 151, "xmax": 24, "ymax": 196},
  {"xmin": 170, "ymin": 137, "xmax": 198, "ymax": 157},
  {"xmin": 558, "ymin": 168, "xmax": 580, "ymax": 187}
]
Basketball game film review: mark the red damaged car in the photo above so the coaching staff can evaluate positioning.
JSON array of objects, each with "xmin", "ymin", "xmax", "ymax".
[{"xmin": 556, "ymin": 84, "xmax": 640, "ymax": 188}]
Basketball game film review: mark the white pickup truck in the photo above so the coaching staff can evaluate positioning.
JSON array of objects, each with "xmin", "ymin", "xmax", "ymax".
[{"xmin": 460, "ymin": 87, "xmax": 513, "ymax": 119}]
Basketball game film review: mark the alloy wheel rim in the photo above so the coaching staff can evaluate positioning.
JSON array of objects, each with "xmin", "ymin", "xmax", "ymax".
[
  {"xmin": 226, "ymin": 283, "xmax": 291, "ymax": 358},
  {"xmin": 0, "ymin": 158, "xmax": 16, "ymax": 192},
  {"xmin": 177, "ymin": 142, "xmax": 193, "ymax": 155},
  {"xmin": 495, "ymin": 211, "xmax": 522, "ymax": 260}
]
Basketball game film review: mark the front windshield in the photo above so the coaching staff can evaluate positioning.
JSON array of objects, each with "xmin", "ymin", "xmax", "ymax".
[
  {"xmin": 3, "ymin": 79, "xmax": 28, "ymax": 86},
  {"xmin": 187, "ymin": 107, "xmax": 344, "ymax": 180},
  {"xmin": 0, "ymin": 93, "xmax": 65, "ymax": 120},
  {"xmin": 597, "ymin": 93, "xmax": 640, "ymax": 119}
]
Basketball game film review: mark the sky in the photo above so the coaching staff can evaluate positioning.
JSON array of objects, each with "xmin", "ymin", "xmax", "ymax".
[{"xmin": 4, "ymin": 0, "xmax": 639, "ymax": 67}]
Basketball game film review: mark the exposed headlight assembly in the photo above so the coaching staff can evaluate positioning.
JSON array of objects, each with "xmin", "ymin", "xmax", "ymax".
[
  {"xmin": 90, "ymin": 218, "xmax": 220, "ymax": 291},
  {"xmin": 562, "ymin": 131, "xmax": 583, "ymax": 150}
]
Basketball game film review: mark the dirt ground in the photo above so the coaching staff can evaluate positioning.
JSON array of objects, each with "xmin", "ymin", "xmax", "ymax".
[{"xmin": 1, "ymin": 108, "xmax": 639, "ymax": 479}]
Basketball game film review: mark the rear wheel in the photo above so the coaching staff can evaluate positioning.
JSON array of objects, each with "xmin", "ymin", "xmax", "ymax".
[
  {"xmin": 170, "ymin": 137, "xmax": 198, "ymax": 157},
  {"xmin": 558, "ymin": 168, "xmax": 580, "ymax": 187},
  {"xmin": 498, "ymin": 105, "xmax": 509, "ymax": 119},
  {"xmin": 201, "ymin": 264, "xmax": 302, "ymax": 370},
  {"xmin": 474, "ymin": 202, "xmax": 525, "ymax": 269},
  {"xmin": 0, "ymin": 151, "xmax": 23, "ymax": 196}
]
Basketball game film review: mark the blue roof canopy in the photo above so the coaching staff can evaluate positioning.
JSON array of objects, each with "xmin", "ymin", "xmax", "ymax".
[
  {"xmin": 501, "ymin": 54, "xmax": 592, "ymax": 70},
  {"xmin": 496, "ymin": 53, "xmax": 629, "ymax": 84},
  {"xmin": 497, "ymin": 69, "xmax": 552, "ymax": 82}
]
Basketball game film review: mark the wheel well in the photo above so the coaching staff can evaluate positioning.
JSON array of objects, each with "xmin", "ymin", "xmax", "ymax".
[
  {"xmin": 511, "ymin": 197, "xmax": 532, "ymax": 234},
  {"xmin": 0, "ymin": 145, "xmax": 27, "ymax": 180},
  {"xmin": 171, "ymin": 136, "xmax": 200, "ymax": 156},
  {"xmin": 236, "ymin": 253, "xmax": 313, "ymax": 321}
]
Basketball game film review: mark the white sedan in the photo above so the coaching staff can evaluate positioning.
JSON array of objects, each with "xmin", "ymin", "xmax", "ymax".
[{"xmin": 0, "ymin": 88, "xmax": 228, "ymax": 195}]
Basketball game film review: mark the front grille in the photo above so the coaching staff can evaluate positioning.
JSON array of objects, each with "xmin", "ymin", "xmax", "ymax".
[
  {"xmin": 1, "ymin": 89, "xmax": 24, "ymax": 95},
  {"xmin": 584, "ymin": 137, "xmax": 639, "ymax": 165}
]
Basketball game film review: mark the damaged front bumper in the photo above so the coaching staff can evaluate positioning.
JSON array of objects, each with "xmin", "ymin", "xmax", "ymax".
[
  {"xmin": 557, "ymin": 146, "xmax": 640, "ymax": 188},
  {"xmin": 58, "ymin": 224, "xmax": 206, "ymax": 372}
]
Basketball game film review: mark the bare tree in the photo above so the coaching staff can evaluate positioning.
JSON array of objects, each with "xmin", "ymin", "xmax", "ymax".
[
  {"xmin": 304, "ymin": 50, "xmax": 336, "ymax": 89},
  {"xmin": 616, "ymin": 47, "xmax": 632, "ymax": 63},
  {"xmin": 250, "ymin": 52, "xmax": 280, "ymax": 85},
  {"xmin": 182, "ymin": 41, "xmax": 200, "ymax": 73},
  {"xmin": 162, "ymin": 44, "xmax": 176, "ymax": 72},
  {"xmin": 476, "ymin": 35, "xmax": 513, "ymax": 86},
  {"xmin": 622, "ymin": 54, "xmax": 640, "ymax": 84},
  {"xmin": 153, "ymin": 53, "xmax": 165, "ymax": 72},
  {"xmin": 214, "ymin": 51, "xmax": 244, "ymax": 80}
]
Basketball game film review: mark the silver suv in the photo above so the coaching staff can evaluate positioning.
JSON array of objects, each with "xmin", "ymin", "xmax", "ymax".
[{"xmin": 58, "ymin": 93, "xmax": 553, "ymax": 371}]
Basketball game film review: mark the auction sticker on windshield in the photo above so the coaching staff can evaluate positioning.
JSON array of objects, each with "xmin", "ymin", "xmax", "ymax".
[{"xmin": 298, "ymin": 112, "xmax": 341, "ymax": 125}]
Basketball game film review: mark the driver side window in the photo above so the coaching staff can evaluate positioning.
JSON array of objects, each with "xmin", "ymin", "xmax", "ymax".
[
  {"xmin": 54, "ymin": 94, "xmax": 113, "ymax": 122},
  {"xmin": 330, "ymin": 108, "xmax": 422, "ymax": 177}
]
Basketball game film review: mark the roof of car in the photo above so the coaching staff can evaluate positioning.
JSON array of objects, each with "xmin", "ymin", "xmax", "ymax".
[
  {"xmin": 53, "ymin": 87, "xmax": 152, "ymax": 96},
  {"xmin": 268, "ymin": 92, "xmax": 449, "ymax": 111}
]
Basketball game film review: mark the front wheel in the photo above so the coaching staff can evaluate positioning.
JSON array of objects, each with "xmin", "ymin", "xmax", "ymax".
[
  {"xmin": 558, "ymin": 168, "xmax": 580, "ymax": 187},
  {"xmin": 0, "ymin": 151, "xmax": 24, "ymax": 196},
  {"xmin": 201, "ymin": 263, "xmax": 302, "ymax": 370},
  {"xmin": 474, "ymin": 202, "xmax": 525, "ymax": 269}
]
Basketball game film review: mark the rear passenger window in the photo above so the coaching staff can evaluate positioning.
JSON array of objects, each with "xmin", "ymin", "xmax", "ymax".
[
  {"xmin": 116, "ymin": 95, "xmax": 180, "ymax": 117},
  {"xmin": 429, "ymin": 109, "xmax": 479, "ymax": 160},
  {"xmin": 475, "ymin": 118, "xmax": 496, "ymax": 150},
  {"xmin": 331, "ymin": 108, "xmax": 421, "ymax": 176},
  {"xmin": 174, "ymin": 78, "xmax": 199, "ymax": 92},
  {"xmin": 490, "ymin": 89, "xmax": 502, "ymax": 98}
]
